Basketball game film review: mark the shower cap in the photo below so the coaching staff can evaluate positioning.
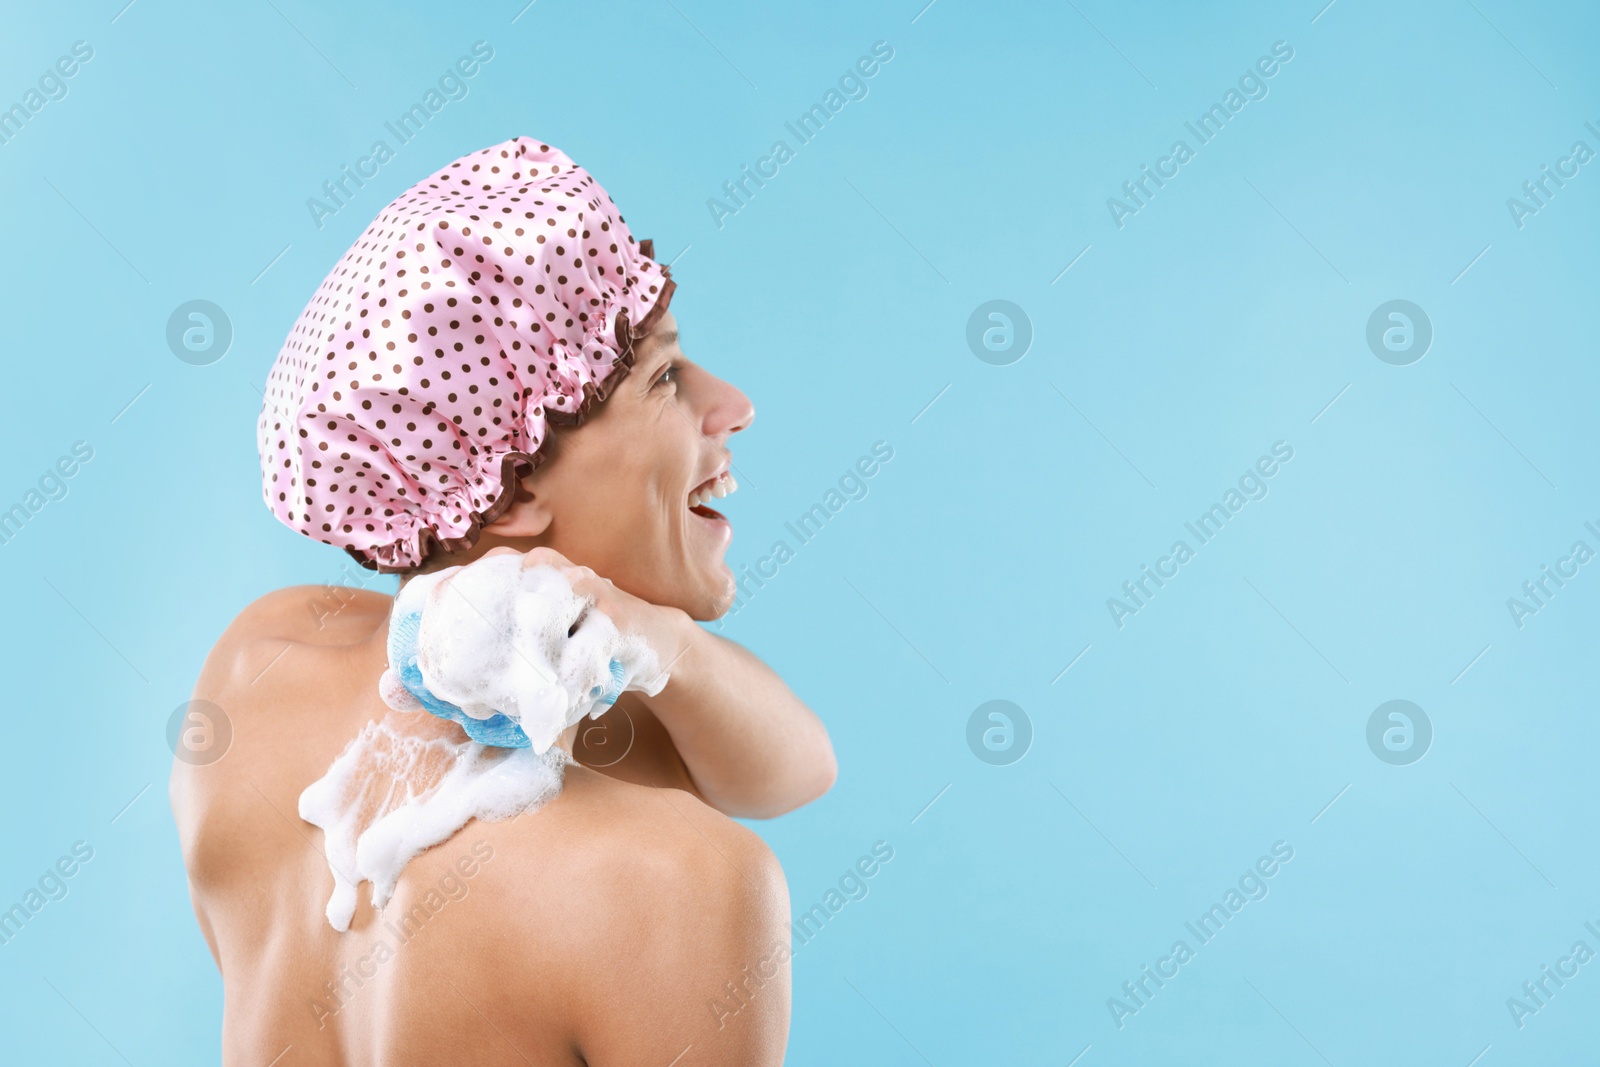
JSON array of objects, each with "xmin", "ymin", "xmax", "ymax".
[{"xmin": 257, "ymin": 135, "xmax": 676, "ymax": 572}]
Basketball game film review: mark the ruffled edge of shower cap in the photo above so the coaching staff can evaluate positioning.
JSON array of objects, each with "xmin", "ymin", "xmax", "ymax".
[{"xmin": 352, "ymin": 253, "xmax": 676, "ymax": 574}]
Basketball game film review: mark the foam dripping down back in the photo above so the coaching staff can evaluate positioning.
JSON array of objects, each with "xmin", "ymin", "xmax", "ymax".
[
  {"xmin": 299, "ymin": 556, "xmax": 670, "ymax": 931},
  {"xmin": 299, "ymin": 717, "xmax": 567, "ymax": 931}
]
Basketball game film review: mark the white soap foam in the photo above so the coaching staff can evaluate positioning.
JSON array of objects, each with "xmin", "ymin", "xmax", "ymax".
[
  {"xmin": 300, "ymin": 553, "xmax": 671, "ymax": 931},
  {"xmin": 298, "ymin": 714, "xmax": 568, "ymax": 932},
  {"xmin": 414, "ymin": 555, "xmax": 668, "ymax": 752}
]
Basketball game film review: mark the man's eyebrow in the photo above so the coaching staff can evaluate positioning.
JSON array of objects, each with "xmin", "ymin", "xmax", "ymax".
[
  {"xmin": 653, "ymin": 327, "xmax": 679, "ymax": 348},
  {"xmin": 637, "ymin": 342, "xmax": 675, "ymax": 390}
]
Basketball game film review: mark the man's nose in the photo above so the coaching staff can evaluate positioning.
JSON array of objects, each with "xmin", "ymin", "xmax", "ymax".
[{"xmin": 700, "ymin": 370, "xmax": 755, "ymax": 440}]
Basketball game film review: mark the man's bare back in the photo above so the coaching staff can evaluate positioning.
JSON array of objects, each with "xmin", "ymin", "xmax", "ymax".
[{"xmin": 171, "ymin": 585, "xmax": 791, "ymax": 1066}]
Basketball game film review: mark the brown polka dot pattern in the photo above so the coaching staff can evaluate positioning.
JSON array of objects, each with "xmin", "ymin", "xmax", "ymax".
[{"xmin": 257, "ymin": 136, "xmax": 676, "ymax": 572}]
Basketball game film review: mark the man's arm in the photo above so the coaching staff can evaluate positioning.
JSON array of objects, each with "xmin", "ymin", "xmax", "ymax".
[
  {"xmin": 474, "ymin": 546, "xmax": 838, "ymax": 819},
  {"xmin": 638, "ymin": 610, "xmax": 837, "ymax": 818}
]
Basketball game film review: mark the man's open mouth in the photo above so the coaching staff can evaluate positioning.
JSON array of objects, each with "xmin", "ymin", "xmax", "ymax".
[{"xmin": 688, "ymin": 471, "xmax": 737, "ymax": 522}]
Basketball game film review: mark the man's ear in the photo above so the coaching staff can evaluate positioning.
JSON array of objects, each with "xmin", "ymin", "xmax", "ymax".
[{"xmin": 485, "ymin": 478, "xmax": 554, "ymax": 538}]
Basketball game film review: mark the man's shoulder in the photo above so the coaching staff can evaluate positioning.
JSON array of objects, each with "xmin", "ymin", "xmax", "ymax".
[
  {"xmin": 217, "ymin": 583, "xmax": 392, "ymax": 653},
  {"xmin": 195, "ymin": 585, "xmax": 391, "ymax": 695},
  {"xmin": 372, "ymin": 768, "xmax": 786, "ymax": 959},
  {"xmin": 172, "ymin": 586, "xmax": 392, "ymax": 865},
  {"xmin": 492, "ymin": 766, "xmax": 785, "ymax": 915},
  {"xmin": 429, "ymin": 769, "xmax": 792, "ymax": 1062}
]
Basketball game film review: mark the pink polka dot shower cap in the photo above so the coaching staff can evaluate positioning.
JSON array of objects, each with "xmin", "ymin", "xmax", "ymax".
[{"xmin": 257, "ymin": 136, "xmax": 675, "ymax": 572}]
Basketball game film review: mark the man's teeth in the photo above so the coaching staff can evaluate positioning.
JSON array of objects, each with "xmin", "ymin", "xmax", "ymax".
[{"xmin": 688, "ymin": 473, "xmax": 738, "ymax": 509}]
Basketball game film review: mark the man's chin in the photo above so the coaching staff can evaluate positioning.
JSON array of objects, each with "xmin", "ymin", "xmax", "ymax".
[{"xmin": 686, "ymin": 560, "xmax": 739, "ymax": 622}]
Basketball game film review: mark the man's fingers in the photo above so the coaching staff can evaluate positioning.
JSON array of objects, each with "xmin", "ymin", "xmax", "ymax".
[
  {"xmin": 519, "ymin": 546, "xmax": 573, "ymax": 571},
  {"xmin": 565, "ymin": 569, "xmax": 609, "ymax": 602},
  {"xmin": 501, "ymin": 550, "xmax": 623, "ymax": 621}
]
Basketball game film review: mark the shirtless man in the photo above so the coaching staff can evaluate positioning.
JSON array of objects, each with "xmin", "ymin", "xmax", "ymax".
[{"xmin": 169, "ymin": 138, "xmax": 835, "ymax": 1066}]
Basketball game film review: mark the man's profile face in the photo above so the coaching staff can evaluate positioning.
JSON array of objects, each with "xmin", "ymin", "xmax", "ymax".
[{"xmin": 524, "ymin": 310, "xmax": 754, "ymax": 620}]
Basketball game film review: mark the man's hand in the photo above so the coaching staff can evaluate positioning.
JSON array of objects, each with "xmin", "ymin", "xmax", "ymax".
[
  {"xmin": 466, "ymin": 546, "xmax": 836, "ymax": 819},
  {"xmin": 462, "ymin": 546, "xmax": 690, "ymax": 672}
]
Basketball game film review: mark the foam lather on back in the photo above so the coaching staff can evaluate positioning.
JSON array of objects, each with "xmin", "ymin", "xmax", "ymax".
[
  {"xmin": 299, "ymin": 554, "xmax": 672, "ymax": 931},
  {"xmin": 299, "ymin": 718, "xmax": 568, "ymax": 931},
  {"xmin": 382, "ymin": 555, "xmax": 669, "ymax": 752}
]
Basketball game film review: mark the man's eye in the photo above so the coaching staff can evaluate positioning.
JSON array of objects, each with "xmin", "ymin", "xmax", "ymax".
[{"xmin": 656, "ymin": 364, "xmax": 678, "ymax": 388}]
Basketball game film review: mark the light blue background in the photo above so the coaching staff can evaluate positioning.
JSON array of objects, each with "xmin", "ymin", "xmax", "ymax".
[{"xmin": 1, "ymin": 0, "xmax": 1596, "ymax": 1063}]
